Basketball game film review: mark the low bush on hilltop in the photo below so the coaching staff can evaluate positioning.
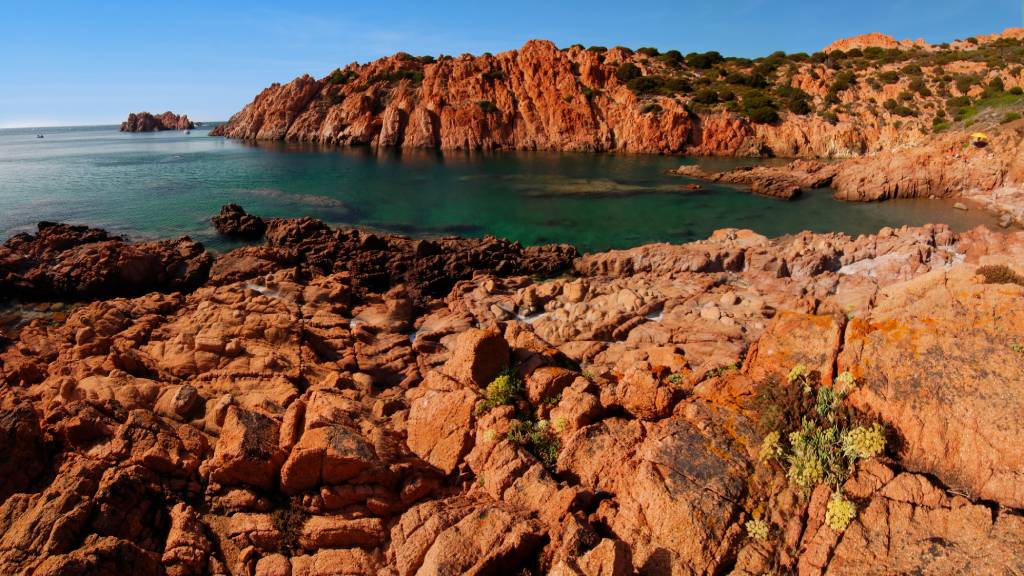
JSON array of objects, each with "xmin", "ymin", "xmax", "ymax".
[{"xmin": 976, "ymin": 264, "xmax": 1024, "ymax": 286}]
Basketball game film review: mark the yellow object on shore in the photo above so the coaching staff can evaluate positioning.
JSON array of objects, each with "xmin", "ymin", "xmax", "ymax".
[{"xmin": 970, "ymin": 132, "xmax": 989, "ymax": 147}]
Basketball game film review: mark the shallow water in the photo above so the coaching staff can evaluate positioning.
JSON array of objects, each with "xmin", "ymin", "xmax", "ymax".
[{"xmin": 0, "ymin": 125, "xmax": 997, "ymax": 253}]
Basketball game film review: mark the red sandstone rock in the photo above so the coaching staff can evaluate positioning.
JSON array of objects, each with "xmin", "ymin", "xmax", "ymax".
[
  {"xmin": 121, "ymin": 111, "xmax": 195, "ymax": 132},
  {"xmin": 212, "ymin": 204, "xmax": 268, "ymax": 239},
  {"xmin": 1, "ymin": 219, "xmax": 1023, "ymax": 574},
  {"xmin": 0, "ymin": 221, "xmax": 212, "ymax": 300}
]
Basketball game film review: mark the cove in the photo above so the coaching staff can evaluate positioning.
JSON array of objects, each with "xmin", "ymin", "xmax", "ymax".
[{"xmin": 0, "ymin": 125, "xmax": 996, "ymax": 253}]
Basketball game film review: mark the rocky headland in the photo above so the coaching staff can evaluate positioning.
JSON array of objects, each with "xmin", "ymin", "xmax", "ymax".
[
  {"xmin": 211, "ymin": 29, "xmax": 1024, "ymax": 159},
  {"xmin": 1, "ymin": 205, "xmax": 1023, "ymax": 575},
  {"xmin": 121, "ymin": 111, "xmax": 195, "ymax": 132},
  {"xmin": 209, "ymin": 28, "xmax": 1024, "ymax": 225}
]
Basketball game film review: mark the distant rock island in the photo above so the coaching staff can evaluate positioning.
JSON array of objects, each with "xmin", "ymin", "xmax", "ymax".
[{"xmin": 120, "ymin": 111, "xmax": 194, "ymax": 132}]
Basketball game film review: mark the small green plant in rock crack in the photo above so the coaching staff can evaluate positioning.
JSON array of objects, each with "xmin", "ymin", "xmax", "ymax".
[
  {"xmin": 507, "ymin": 418, "xmax": 561, "ymax": 470},
  {"xmin": 271, "ymin": 505, "xmax": 309, "ymax": 554},
  {"xmin": 756, "ymin": 367, "xmax": 888, "ymax": 533},
  {"xmin": 475, "ymin": 368, "xmax": 523, "ymax": 415},
  {"xmin": 745, "ymin": 518, "xmax": 770, "ymax": 541}
]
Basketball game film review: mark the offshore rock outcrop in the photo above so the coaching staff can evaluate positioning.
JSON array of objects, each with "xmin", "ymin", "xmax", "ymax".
[
  {"xmin": 2, "ymin": 212, "xmax": 1024, "ymax": 574},
  {"xmin": 212, "ymin": 204, "xmax": 268, "ymax": 240},
  {"xmin": 121, "ymin": 111, "xmax": 195, "ymax": 132}
]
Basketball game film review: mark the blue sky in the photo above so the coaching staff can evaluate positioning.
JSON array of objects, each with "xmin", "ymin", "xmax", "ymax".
[{"xmin": 2, "ymin": 0, "xmax": 1021, "ymax": 127}]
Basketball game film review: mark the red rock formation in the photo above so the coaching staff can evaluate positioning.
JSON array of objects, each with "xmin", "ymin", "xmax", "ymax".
[
  {"xmin": 674, "ymin": 160, "xmax": 839, "ymax": 199},
  {"xmin": 211, "ymin": 204, "xmax": 267, "ymax": 239},
  {"xmin": 121, "ymin": 111, "xmax": 195, "ymax": 132},
  {"xmin": 823, "ymin": 32, "xmax": 929, "ymax": 53},
  {"xmin": 205, "ymin": 41, "xmax": 906, "ymax": 157},
  {"xmin": 0, "ymin": 222, "xmax": 212, "ymax": 300},
  {"xmin": 2, "ymin": 215, "xmax": 1024, "ymax": 574}
]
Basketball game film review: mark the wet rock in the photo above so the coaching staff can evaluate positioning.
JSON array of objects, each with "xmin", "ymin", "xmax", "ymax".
[
  {"xmin": 212, "ymin": 204, "xmax": 268, "ymax": 239},
  {"xmin": 0, "ymin": 222, "xmax": 212, "ymax": 301}
]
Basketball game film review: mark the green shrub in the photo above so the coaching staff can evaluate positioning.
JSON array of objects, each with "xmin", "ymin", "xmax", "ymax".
[
  {"xmin": 821, "ymin": 110, "xmax": 840, "ymax": 125},
  {"xmin": 878, "ymin": 70, "xmax": 900, "ymax": 84},
  {"xmin": 745, "ymin": 518, "xmax": 769, "ymax": 541},
  {"xmin": 657, "ymin": 50, "xmax": 684, "ymax": 66},
  {"xmin": 1011, "ymin": 86, "xmax": 1024, "ymax": 95},
  {"xmin": 662, "ymin": 77, "xmax": 692, "ymax": 93},
  {"xmin": 977, "ymin": 264, "xmax": 1024, "ymax": 286},
  {"xmin": 685, "ymin": 50, "xmax": 724, "ymax": 69},
  {"xmin": 825, "ymin": 492, "xmax": 856, "ymax": 532},
  {"xmin": 587, "ymin": 46, "xmax": 607, "ymax": 53},
  {"xmin": 627, "ymin": 75, "xmax": 664, "ymax": 94},
  {"xmin": 483, "ymin": 69, "xmax": 505, "ymax": 82},
  {"xmin": 326, "ymin": 68, "xmax": 357, "ymax": 85},
  {"xmin": 1002, "ymin": 112, "xmax": 1022, "ymax": 123},
  {"xmin": 616, "ymin": 62, "xmax": 641, "ymax": 82},
  {"xmin": 271, "ymin": 506, "xmax": 309, "ymax": 553},
  {"xmin": 901, "ymin": 63, "xmax": 923, "ymax": 76},
  {"xmin": 984, "ymin": 76, "xmax": 1006, "ymax": 97},
  {"xmin": 637, "ymin": 47, "xmax": 659, "ymax": 57},
  {"xmin": 892, "ymin": 105, "xmax": 917, "ymax": 117},
  {"xmin": 692, "ymin": 89, "xmax": 719, "ymax": 104},
  {"xmin": 830, "ymin": 70, "xmax": 857, "ymax": 92},
  {"xmin": 756, "ymin": 368, "xmax": 887, "ymax": 495},
  {"xmin": 416, "ymin": 55, "xmax": 436, "ymax": 64},
  {"xmin": 476, "ymin": 369, "xmax": 521, "ymax": 413},
  {"xmin": 580, "ymin": 85, "xmax": 597, "ymax": 101},
  {"xmin": 956, "ymin": 74, "xmax": 978, "ymax": 94},
  {"xmin": 787, "ymin": 97, "xmax": 812, "ymax": 115},
  {"xmin": 640, "ymin": 102, "xmax": 662, "ymax": 114},
  {"xmin": 863, "ymin": 46, "xmax": 885, "ymax": 59},
  {"xmin": 507, "ymin": 419, "xmax": 561, "ymax": 469},
  {"xmin": 368, "ymin": 70, "xmax": 424, "ymax": 84},
  {"xmin": 743, "ymin": 91, "xmax": 779, "ymax": 123}
]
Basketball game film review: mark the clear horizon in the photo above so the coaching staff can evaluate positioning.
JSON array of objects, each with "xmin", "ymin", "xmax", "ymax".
[{"xmin": 3, "ymin": 0, "xmax": 1022, "ymax": 128}]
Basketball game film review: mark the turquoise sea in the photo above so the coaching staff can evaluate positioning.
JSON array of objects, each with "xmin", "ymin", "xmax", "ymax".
[{"xmin": 0, "ymin": 125, "xmax": 996, "ymax": 253}]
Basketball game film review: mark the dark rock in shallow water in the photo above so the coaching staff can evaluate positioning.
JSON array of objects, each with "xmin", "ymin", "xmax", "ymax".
[
  {"xmin": 0, "ymin": 222, "xmax": 212, "ymax": 301},
  {"xmin": 211, "ymin": 204, "xmax": 267, "ymax": 239}
]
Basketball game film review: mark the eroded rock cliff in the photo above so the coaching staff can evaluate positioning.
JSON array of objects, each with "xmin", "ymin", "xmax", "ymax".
[{"xmin": 211, "ymin": 31, "xmax": 1024, "ymax": 160}]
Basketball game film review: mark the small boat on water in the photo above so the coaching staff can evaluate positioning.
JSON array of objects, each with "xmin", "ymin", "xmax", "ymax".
[
  {"xmin": 35, "ymin": 134, "xmax": 44, "ymax": 139},
  {"xmin": 184, "ymin": 130, "xmax": 191, "ymax": 135}
]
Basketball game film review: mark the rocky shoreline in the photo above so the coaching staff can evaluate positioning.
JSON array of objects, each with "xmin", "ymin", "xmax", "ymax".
[{"xmin": 1, "ymin": 207, "xmax": 1023, "ymax": 574}]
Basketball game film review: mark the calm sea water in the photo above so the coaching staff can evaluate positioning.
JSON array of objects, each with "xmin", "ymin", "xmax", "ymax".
[{"xmin": 0, "ymin": 125, "xmax": 996, "ymax": 253}]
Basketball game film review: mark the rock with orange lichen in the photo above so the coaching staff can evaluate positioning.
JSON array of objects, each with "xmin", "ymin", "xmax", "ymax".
[{"xmin": 840, "ymin": 262, "xmax": 1024, "ymax": 509}]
